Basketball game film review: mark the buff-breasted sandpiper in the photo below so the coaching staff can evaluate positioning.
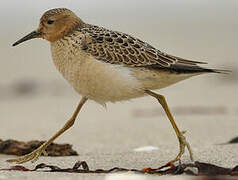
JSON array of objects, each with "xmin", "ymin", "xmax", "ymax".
[{"xmin": 9, "ymin": 8, "xmax": 228, "ymax": 164}]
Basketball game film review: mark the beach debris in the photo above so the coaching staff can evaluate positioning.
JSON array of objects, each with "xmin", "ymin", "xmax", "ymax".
[
  {"xmin": 1, "ymin": 160, "xmax": 237, "ymax": 177},
  {"xmin": 0, "ymin": 139, "xmax": 78, "ymax": 156},
  {"xmin": 227, "ymin": 136, "xmax": 238, "ymax": 144},
  {"xmin": 219, "ymin": 136, "xmax": 238, "ymax": 145},
  {"xmin": 133, "ymin": 146, "xmax": 159, "ymax": 152}
]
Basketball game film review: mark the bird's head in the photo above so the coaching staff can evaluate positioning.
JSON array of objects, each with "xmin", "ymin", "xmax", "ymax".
[{"xmin": 13, "ymin": 8, "xmax": 84, "ymax": 46}]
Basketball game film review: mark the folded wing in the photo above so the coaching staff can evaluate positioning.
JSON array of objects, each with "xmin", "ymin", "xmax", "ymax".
[{"xmin": 79, "ymin": 24, "xmax": 226, "ymax": 74}]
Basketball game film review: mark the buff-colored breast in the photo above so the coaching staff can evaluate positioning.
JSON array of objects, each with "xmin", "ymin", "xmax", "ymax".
[
  {"xmin": 50, "ymin": 38, "xmax": 195, "ymax": 104},
  {"xmin": 51, "ymin": 38, "xmax": 145, "ymax": 104}
]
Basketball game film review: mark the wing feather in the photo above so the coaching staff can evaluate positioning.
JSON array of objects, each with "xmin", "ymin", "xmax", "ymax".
[{"xmin": 78, "ymin": 24, "xmax": 210, "ymax": 72}]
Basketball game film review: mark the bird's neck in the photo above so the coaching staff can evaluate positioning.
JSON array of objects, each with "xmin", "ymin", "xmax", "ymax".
[{"xmin": 65, "ymin": 17, "xmax": 85, "ymax": 36}]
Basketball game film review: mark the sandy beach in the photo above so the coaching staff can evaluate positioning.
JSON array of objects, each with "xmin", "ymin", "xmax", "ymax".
[{"xmin": 0, "ymin": 1, "xmax": 237, "ymax": 179}]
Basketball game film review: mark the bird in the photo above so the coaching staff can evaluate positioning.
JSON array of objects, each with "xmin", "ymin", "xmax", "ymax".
[{"xmin": 9, "ymin": 8, "xmax": 228, "ymax": 164}]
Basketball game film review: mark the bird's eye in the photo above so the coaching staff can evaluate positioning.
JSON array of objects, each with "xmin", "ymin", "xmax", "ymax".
[{"xmin": 47, "ymin": 20, "xmax": 55, "ymax": 25}]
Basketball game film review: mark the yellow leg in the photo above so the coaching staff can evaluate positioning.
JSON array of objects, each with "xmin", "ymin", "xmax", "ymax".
[
  {"xmin": 145, "ymin": 90, "xmax": 193, "ymax": 162},
  {"xmin": 7, "ymin": 97, "xmax": 88, "ymax": 164}
]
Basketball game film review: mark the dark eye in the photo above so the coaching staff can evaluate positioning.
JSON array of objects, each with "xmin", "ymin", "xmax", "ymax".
[{"xmin": 47, "ymin": 20, "xmax": 55, "ymax": 25}]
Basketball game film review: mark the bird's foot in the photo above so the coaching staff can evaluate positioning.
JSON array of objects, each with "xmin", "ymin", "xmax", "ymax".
[
  {"xmin": 170, "ymin": 131, "xmax": 194, "ymax": 163},
  {"xmin": 7, "ymin": 145, "xmax": 47, "ymax": 164}
]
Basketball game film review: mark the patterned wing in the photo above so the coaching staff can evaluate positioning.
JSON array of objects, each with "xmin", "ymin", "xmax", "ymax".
[{"xmin": 80, "ymin": 25, "xmax": 207, "ymax": 69}]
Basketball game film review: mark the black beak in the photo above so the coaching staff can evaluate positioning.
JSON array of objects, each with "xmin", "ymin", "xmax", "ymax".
[{"xmin": 12, "ymin": 31, "xmax": 42, "ymax": 46}]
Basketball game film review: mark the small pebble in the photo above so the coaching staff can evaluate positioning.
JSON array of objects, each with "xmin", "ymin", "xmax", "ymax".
[{"xmin": 134, "ymin": 146, "xmax": 159, "ymax": 152}]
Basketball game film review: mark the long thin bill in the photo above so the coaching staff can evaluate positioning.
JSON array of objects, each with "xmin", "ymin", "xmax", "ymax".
[{"xmin": 12, "ymin": 31, "xmax": 42, "ymax": 46}]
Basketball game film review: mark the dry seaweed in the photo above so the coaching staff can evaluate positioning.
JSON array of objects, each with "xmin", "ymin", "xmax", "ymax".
[
  {"xmin": 0, "ymin": 139, "xmax": 78, "ymax": 156},
  {"xmin": 228, "ymin": 136, "xmax": 238, "ymax": 144},
  {"xmin": 1, "ymin": 161, "xmax": 237, "ymax": 177},
  {"xmin": 219, "ymin": 136, "xmax": 238, "ymax": 145}
]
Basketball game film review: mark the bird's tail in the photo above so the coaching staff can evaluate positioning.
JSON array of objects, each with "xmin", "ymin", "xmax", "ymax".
[
  {"xmin": 202, "ymin": 68, "xmax": 231, "ymax": 74},
  {"xmin": 167, "ymin": 64, "xmax": 231, "ymax": 74}
]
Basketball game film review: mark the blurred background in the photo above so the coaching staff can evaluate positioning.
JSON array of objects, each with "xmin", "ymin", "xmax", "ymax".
[{"xmin": 0, "ymin": 0, "xmax": 237, "ymax": 164}]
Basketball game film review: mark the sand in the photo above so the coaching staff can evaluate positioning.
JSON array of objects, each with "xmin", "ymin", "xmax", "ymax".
[{"xmin": 0, "ymin": 1, "xmax": 238, "ymax": 179}]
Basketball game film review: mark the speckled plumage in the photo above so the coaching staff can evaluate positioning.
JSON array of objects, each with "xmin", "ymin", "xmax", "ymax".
[
  {"xmin": 46, "ymin": 9, "xmax": 220, "ymax": 104},
  {"xmin": 57, "ymin": 22, "xmax": 215, "ymax": 72},
  {"xmin": 51, "ymin": 31, "xmax": 196, "ymax": 104},
  {"xmin": 79, "ymin": 25, "xmax": 207, "ymax": 68},
  {"xmin": 9, "ymin": 8, "xmax": 227, "ymax": 164}
]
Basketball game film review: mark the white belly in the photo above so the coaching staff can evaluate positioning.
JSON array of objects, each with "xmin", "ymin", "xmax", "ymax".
[{"xmin": 72, "ymin": 56, "xmax": 145, "ymax": 104}]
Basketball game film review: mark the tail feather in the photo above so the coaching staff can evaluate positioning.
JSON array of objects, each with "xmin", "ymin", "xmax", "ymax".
[
  {"xmin": 164, "ymin": 64, "xmax": 231, "ymax": 74},
  {"xmin": 145, "ymin": 62, "xmax": 231, "ymax": 74},
  {"xmin": 210, "ymin": 69, "xmax": 231, "ymax": 74}
]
